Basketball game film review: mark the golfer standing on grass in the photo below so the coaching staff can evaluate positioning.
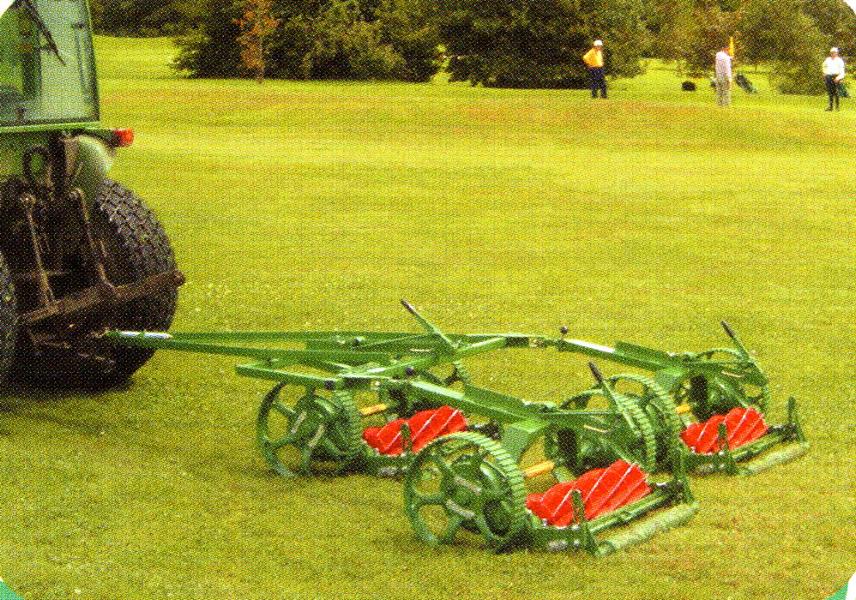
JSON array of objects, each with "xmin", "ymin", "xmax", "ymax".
[
  {"xmin": 823, "ymin": 47, "xmax": 845, "ymax": 111},
  {"xmin": 583, "ymin": 40, "xmax": 607, "ymax": 99},
  {"xmin": 715, "ymin": 44, "xmax": 732, "ymax": 107}
]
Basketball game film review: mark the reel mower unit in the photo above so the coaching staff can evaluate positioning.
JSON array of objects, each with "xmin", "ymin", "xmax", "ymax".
[{"xmin": 107, "ymin": 301, "xmax": 807, "ymax": 554}]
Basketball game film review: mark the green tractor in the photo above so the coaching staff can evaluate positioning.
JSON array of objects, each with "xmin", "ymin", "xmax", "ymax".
[{"xmin": 0, "ymin": 0, "xmax": 182, "ymax": 388}]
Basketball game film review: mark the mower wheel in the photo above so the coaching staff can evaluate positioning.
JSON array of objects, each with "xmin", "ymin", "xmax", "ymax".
[
  {"xmin": 612, "ymin": 395, "xmax": 659, "ymax": 473},
  {"xmin": 256, "ymin": 384, "xmax": 364, "ymax": 477},
  {"xmin": 558, "ymin": 381, "xmax": 659, "ymax": 473},
  {"xmin": 607, "ymin": 374, "xmax": 684, "ymax": 464},
  {"xmin": 404, "ymin": 432, "xmax": 527, "ymax": 551}
]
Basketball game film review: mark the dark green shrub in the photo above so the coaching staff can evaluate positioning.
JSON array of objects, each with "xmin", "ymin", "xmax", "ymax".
[
  {"xmin": 174, "ymin": 0, "xmax": 441, "ymax": 81},
  {"xmin": 436, "ymin": 0, "xmax": 647, "ymax": 89}
]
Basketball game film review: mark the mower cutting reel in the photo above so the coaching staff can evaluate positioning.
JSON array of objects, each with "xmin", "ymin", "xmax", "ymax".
[
  {"xmin": 109, "ymin": 301, "xmax": 702, "ymax": 554},
  {"xmin": 559, "ymin": 321, "xmax": 808, "ymax": 475}
]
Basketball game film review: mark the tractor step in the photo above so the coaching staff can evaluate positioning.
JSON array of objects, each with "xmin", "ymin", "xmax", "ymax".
[
  {"xmin": 681, "ymin": 407, "xmax": 768, "ymax": 454},
  {"xmin": 526, "ymin": 461, "xmax": 651, "ymax": 526},
  {"xmin": 362, "ymin": 406, "xmax": 467, "ymax": 455}
]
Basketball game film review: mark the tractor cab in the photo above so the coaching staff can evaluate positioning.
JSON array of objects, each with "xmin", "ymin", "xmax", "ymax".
[{"xmin": 0, "ymin": 0, "xmax": 98, "ymax": 125}]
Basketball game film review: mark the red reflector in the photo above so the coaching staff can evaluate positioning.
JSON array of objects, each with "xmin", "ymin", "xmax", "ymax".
[{"xmin": 112, "ymin": 128, "xmax": 134, "ymax": 147}]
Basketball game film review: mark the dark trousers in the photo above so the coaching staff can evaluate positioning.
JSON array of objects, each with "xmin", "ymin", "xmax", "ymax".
[
  {"xmin": 590, "ymin": 67, "xmax": 607, "ymax": 98},
  {"xmin": 825, "ymin": 75, "xmax": 840, "ymax": 109}
]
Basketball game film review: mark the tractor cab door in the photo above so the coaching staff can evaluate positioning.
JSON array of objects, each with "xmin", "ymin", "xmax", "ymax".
[{"xmin": 0, "ymin": 0, "xmax": 98, "ymax": 125}]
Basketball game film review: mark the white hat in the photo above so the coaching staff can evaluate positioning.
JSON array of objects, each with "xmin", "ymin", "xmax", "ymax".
[
  {"xmin": 831, "ymin": 47, "xmax": 839, "ymax": 53},
  {"xmin": 594, "ymin": 40, "xmax": 603, "ymax": 46}
]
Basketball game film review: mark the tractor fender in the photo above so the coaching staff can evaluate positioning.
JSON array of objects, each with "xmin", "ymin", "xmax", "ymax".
[{"xmin": 65, "ymin": 132, "xmax": 115, "ymax": 203}]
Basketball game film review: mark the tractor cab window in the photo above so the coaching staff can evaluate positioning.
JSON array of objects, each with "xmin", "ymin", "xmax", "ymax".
[{"xmin": 0, "ymin": 0, "xmax": 97, "ymax": 125}]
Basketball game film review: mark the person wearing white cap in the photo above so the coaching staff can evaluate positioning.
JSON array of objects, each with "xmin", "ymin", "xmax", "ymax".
[
  {"xmin": 582, "ymin": 40, "xmax": 607, "ymax": 99},
  {"xmin": 823, "ymin": 47, "xmax": 846, "ymax": 111}
]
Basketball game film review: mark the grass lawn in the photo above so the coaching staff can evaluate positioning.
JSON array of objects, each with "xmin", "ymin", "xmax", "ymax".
[{"xmin": 0, "ymin": 37, "xmax": 853, "ymax": 599}]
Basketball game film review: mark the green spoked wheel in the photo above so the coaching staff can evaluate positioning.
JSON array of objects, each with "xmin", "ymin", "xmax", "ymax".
[
  {"xmin": 612, "ymin": 396, "xmax": 659, "ymax": 473},
  {"xmin": 256, "ymin": 384, "xmax": 363, "ymax": 477},
  {"xmin": 403, "ymin": 432, "xmax": 527, "ymax": 551},
  {"xmin": 676, "ymin": 348, "xmax": 771, "ymax": 419},
  {"xmin": 557, "ymin": 378, "xmax": 658, "ymax": 473},
  {"xmin": 605, "ymin": 374, "xmax": 683, "ymax": 467}
]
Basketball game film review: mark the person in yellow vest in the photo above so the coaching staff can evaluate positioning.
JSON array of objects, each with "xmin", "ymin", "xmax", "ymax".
[{"xmin": 583, "ymin": 39, "xmax": 607, "ymax": 99}]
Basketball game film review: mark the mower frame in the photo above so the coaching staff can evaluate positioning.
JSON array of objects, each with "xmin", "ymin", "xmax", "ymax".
[{"xmin": 108, "ymin": 301, "xmax": 706, "ymax": 554}]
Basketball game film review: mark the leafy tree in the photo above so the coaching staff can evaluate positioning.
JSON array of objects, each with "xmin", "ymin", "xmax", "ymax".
[
  {"xmin": 740, "ymin": 0, "xmax": 827, "ymax": 94},
  {"xmin": 437, "ymin": 0, "xmax": 647, "ymax": 88},
  {"xmin": 377, "ymin": 0, "xmax": 442, "ymax": 82},
  {"xmin": 302, "ymin": 0, "xmax": 402, "ymax": 79},
  {"xmin": 174, "ymin": 0, "xmax": 242, "ymax": 77},
  {"xmin": 92, "ymin": 0, "xmax": 201, "ymax": 36},
  {"xmin": 175, "ymin": 0, "xmax": 441, "ymax": 81},
  {"xmin": 675, "ymin": 0, "xmax": 739, "ymax": 76},
  {"xmin": 236, "ymin": 0, "xmax": 281, "ymax": 82},
  {"xmin": 643, "ymin": 0, "xmax": 694, "ymax": 60},
  {"xmin": 800, "ymin": 0, "xmax": 856, "ymax": 55}
]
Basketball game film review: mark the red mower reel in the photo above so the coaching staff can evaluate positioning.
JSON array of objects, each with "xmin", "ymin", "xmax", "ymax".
[
  {"xmin": 526, "ymin": 460, "xmax": 652, "ymax": 526},
  {"xmin": 363, "ymin": 406, "xmax": 467, "ymax": 455},
  {"xmin": 681, "ymin": 407, "xmax": 768, "ymax": 454}
]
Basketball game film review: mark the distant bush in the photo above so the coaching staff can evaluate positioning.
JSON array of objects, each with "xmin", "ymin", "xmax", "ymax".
[
  {"xmin": 90, "ymin": 0, "xmax": 202, "ymax": 36},
  {"xmin": 436, "ymin": 0, "xmax": 648, "ymax": 89},
  {"xmin": 740, "ymin": 0, "xmax": 828, "ymax": 95},
  {"xmin": 173, "ymin": 0, "xmax": 242, "ymax": 77},
  {"xmin": 800, "ymin": 0, "xmax": 856, "ymax": 57},
  {"xmin": 174, "ymin": 0, "xmax": 442, "ymax": 82},
  {"xmin": 675, "ymin": 1, "xmax": 739, "ymax": 77}
]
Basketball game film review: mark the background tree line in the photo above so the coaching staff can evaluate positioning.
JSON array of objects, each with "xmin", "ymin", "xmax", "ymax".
[{"xmin": 90, "ymin": 0, "xmax": 856, "ymax": 93}]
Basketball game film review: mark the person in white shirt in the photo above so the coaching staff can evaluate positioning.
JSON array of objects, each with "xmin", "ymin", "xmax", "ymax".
[
  {"xmin": 714, "ymin": 45, "xmax": 732, "ymax": 107},
  {"xmin": 823, "ymin": 47, "xmax": 846, "ymax": 111}
]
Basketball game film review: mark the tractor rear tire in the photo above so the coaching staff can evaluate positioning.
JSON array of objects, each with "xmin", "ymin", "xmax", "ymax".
[
  {"xmin": 0, "ymin": 252, "xmax": 18, "ymax": 386},
  {"xmin": 17, "ymin": 179, "xmax": 178, "ymax": 389}
]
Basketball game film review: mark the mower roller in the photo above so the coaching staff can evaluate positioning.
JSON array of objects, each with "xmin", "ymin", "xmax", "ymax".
[{"xmin": 107, "ymin": 301, "xmax": 706, "ymax": 555}]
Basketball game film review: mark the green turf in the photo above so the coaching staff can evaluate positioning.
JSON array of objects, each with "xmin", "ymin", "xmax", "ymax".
[{"xmin": 1, "ymin": 36, "xmax": 854, "ymax": 599}]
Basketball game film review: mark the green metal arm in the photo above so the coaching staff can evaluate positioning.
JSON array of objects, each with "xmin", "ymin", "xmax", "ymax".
[
  {"xmin": 557, "ymin": 338, "xmax": 682, "ymax": 371},
  {"xmin": 400, "ymin": 299, "xmax": 457, "ymax": 353},
  {"xmin": 557, "ymin": 323, "xmax": 769, "ymax": 388},
  {"xmin": 106, "ymin": 330, "xmax": 395, "ymax": 364}
]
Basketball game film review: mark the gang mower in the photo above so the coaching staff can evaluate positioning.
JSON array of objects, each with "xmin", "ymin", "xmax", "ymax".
[
  {"xmin": 108, "ymin": 301, "xmax": 807, "ymax": 554},
  {"xmin": 0, "ymin": 0, "xmax": 182, "ymax": 388},
  {"xmin": 558, "ymin": 323, "xmax": 808, "ymax": 475}
]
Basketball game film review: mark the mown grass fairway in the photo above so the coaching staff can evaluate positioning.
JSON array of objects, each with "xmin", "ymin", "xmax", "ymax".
[{"xmin": 1, "ymin": 37, "xmax": 854, "ymax": 599}]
